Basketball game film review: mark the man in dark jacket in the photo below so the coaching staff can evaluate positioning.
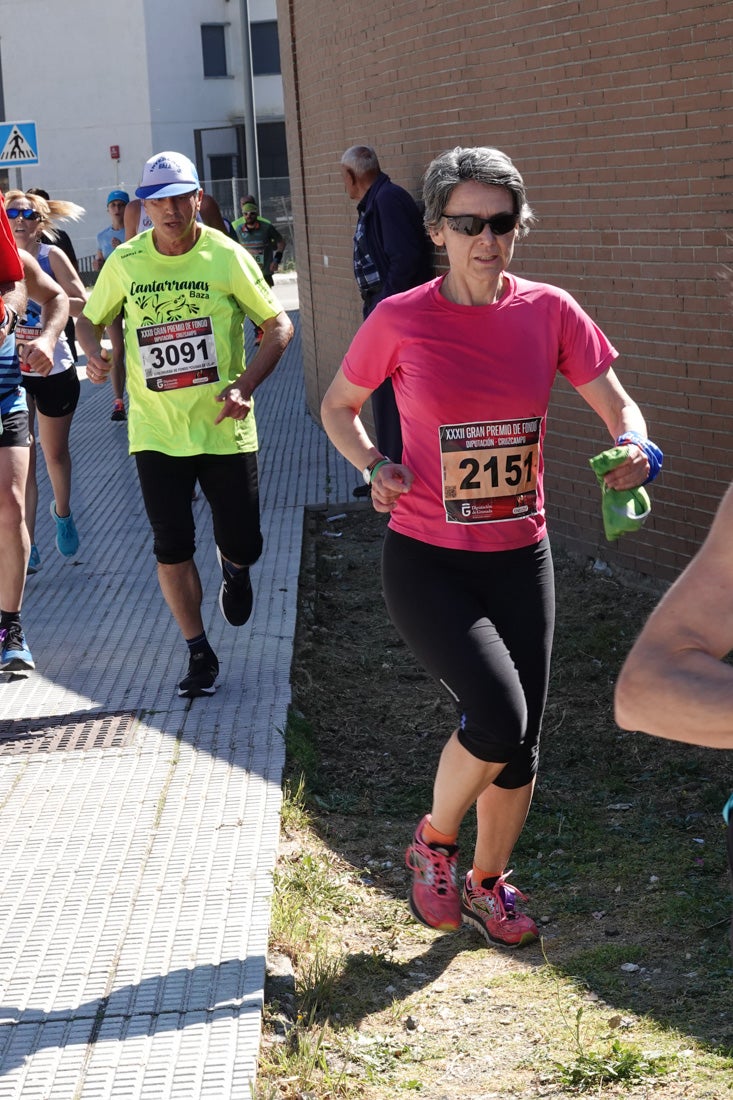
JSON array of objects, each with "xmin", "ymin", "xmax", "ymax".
[{"xmin": 341, "ymin": 146, "xmax": 432, "ymax": 466}]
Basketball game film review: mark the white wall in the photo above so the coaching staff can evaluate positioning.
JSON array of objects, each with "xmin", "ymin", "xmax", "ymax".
[
  {"xmin": 0, "ymin": 0, "xmax": 154, "ymax": 255},
  {"xmin": 143, "ymin": 0, "xmax": 245, "ymax": 153},
  {"xmin": 0, "ymin": 0, "xmax": 285, "ymax": 259}
]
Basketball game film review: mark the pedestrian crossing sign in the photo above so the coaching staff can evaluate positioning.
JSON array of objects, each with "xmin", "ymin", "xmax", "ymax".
[{"xmin": 0, "ymin": 121, "xmax": 39, "ymax": 167}]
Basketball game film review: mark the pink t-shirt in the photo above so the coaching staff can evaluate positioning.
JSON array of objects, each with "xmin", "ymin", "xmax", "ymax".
[{"xmin": 342, "ymin": 273, "xmax": 618, "ymax": 552}]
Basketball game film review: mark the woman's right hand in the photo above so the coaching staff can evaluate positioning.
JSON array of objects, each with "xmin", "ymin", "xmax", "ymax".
[{"xmin": 371, "ymin": 462, "xmax": 413, "ymax": 513}]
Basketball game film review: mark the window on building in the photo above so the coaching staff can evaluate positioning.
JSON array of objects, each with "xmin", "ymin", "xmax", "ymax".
[
  {"xmin": 251, "ymin": 21, "xmax": 281, "ymax": 76},
  {"xmin": 209, "ymin": 154, "xmax": 240, "ymax": 182},
  {"xmin": 256, "ymin": 121, "xmax": 289, "ymax": 178},
  {"xmin": 201, "ymin": 24, "xmax": 229, "ymax": 78}
]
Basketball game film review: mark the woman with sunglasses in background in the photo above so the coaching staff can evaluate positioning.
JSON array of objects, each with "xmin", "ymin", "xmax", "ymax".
[
  {"xmin": 321, "ymin": 147, "xmax": 662, "ymax": 949},
  {"xmin": 5, "ymin": 191, "xmax": 87, "ymax": 572}
]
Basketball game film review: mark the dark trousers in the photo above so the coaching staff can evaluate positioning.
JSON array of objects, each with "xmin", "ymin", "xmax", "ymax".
[
  {"xmin": 135, "ymin": 450, "xmax": 262, "ymax": 567},
  {"xmin": 371, "ymin": 377, "xmax": 403, "ymax": 462},
  {"xmin": 362, "ymin": 291, "xmax": 403, "ymax": 462}
]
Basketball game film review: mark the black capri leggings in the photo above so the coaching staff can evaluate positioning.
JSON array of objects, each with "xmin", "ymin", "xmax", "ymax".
[
  {"xmin": 382, "ymin": 530, "xmax": 555, "ymax": 789},
  {"xmin": 135, "ymin": 450, "xmax": 262, "ymax": 567}
]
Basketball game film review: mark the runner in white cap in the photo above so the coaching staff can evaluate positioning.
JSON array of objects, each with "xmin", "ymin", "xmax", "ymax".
[{"xmin": 77, "ymin": 151, "xmax": 294, "ymax": 698}]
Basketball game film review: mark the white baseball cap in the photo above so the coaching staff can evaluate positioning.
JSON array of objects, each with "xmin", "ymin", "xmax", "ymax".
[{"xmin": 135, "ymin": 151, "xmax": 200, "ymax": 199}]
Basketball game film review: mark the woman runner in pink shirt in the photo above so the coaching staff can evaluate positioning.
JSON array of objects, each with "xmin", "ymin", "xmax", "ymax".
[{"xmin": 321, "ymin": 147, "xmax": 662, "ymax": 949}]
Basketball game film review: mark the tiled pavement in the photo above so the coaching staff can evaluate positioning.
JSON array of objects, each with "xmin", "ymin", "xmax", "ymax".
[{"xmin": 0, "ymin": 308, "xmax": 354, "ymax": 1098}]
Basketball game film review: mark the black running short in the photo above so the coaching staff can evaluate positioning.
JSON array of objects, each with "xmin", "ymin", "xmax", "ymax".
[
  {"xmin": 22, "ymin": 366, "xmax": 80, "ymax": 418},
  {"xmin": 0, "ymin": 389, "xmax": 31, "ymax": 448},
  {"xmin": 135, "ymin": 449, "xmax": 262, "ymax": 567},
  {"xmin": 382, "ymin": 529, "xmax": 555, "ymax": 789}
]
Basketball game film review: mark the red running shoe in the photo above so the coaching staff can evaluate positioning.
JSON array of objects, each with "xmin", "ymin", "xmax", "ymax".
[
  {"xmin": 461, "ymin": 870, "xmax": 538, "ymax": 947},
  {"xmin": 405, "ymin": 816, "xmax": 461, "ymax": 931}
]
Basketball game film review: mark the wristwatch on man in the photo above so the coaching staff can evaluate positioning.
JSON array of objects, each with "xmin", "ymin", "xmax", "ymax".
[
  {"xmin": 362, "ymin": 455, "xmax": 390, "ymax": 485},
  {"xmin": 0, "ymin": 306, "xmax": 18, "ymax": 335}
]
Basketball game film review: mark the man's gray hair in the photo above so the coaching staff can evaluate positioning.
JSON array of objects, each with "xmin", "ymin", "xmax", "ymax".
[
  {"xmin": 423, "ymin": 147, "xmax": 535, "ymax": 238},
  {"xmin": 341, "ymin": 145, "xmax": 381, "ymax": 178}
]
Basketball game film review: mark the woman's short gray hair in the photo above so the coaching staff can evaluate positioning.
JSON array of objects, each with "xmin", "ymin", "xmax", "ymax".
[{"xmin": 423, "ymin": 147, "xmax": 535, "ymax": 238}]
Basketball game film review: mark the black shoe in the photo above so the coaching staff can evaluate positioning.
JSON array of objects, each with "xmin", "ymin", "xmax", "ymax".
[
  {"xmin": 352, "ymin": 483, "xmax": 371, "ymax": 499},
  {"xmin": 217, "ymin": 549, "xmax": 254, "ymax": 627},
  {"xmin": 178, "ymin": 649, "xmax": 219, "ymax": 697}
]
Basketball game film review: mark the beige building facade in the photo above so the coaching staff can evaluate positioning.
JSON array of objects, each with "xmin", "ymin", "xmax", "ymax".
[{"xmin": 276, "ymin": 0, "xmax": 733, "ymax": 581}]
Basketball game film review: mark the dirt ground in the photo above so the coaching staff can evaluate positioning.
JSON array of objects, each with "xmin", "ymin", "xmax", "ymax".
[{"xmin": 265, "ymin": 503, "xmax": 733, "ymax": 1099}]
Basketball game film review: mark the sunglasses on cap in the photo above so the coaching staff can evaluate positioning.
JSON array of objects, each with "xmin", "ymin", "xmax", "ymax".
[
  {"xmin": 443, "ymin": 212, "xmax": 518, "ymax": 237},
  {"xmin": 6, "ymin": 208, "xmax": 41, "ymax": 221}
]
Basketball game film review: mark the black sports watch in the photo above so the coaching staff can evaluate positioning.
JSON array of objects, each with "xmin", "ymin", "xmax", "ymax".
[{"xmin": 0, "ymin": 306, "xmax": 18, "ymax": 335}]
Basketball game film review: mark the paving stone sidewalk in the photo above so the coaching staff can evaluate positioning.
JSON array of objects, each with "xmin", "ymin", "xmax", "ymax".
[{"xmin": 0, "ymin": 313, "xmax": 354, "ymax": 1099}]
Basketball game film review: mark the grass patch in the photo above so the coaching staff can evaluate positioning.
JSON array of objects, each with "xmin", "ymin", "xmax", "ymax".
[
  {"xmin": 553, "ymin": 1028, "xmax": 670, "ymax": 1093},
  {"xmin": 258, "ymin": 508, "xmax": 733, "ymax": 1099}
]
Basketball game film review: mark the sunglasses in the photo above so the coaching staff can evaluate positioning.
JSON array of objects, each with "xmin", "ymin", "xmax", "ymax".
[
  {"xmin": 6, "ymin": 208, "xmax": 41, "ymax": 221},
  {"xmin": 443, "ymin": 212, "xmax": 518, "ymax": 237}
]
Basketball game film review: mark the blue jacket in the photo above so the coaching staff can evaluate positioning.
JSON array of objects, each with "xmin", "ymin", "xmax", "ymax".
[{"xmin": 357, "ymin": 172, "xmax": 432, "ymax": 316}]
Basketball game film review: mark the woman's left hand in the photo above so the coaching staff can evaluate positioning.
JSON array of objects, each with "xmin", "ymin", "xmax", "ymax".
[
  {"xmin": 371, "ymin": 462, "xmax": 414, "ymax": 513},
  {"xmin": 602, "ymin": 444, "xmax": 650, "ymax": 490}
]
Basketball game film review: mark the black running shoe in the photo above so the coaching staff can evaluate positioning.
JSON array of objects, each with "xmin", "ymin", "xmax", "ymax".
[
  {"xmin": 178, "ymin": 649, "xmax": 219, "ymax": 697},
  {"xmin": 217, "ymin": 549, "xmax": 254, "ymax": 627}
]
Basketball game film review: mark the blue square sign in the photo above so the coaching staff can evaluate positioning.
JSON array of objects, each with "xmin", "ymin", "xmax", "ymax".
[{"xmin": 0, "ymin": 122, "xmax": 39, "ymax": 167}]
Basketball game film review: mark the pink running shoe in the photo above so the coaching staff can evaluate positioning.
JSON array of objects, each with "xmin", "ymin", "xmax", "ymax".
[
  {"xmin": 461, "ymin": 871, "xmax": 539, "ymax": 947},
  {"xmin": 405, "ymin": 816, "xmax": 461, "ymax": 931}
]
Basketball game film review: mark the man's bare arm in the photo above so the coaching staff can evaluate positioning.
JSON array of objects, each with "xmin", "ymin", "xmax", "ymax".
[
  {"xmin": 0, "ymin": 278, "xmax": 27, "ymax": 348},
  {"xmin": 615, "ymin": 482, "xmax": 733, "ymax": 748}
]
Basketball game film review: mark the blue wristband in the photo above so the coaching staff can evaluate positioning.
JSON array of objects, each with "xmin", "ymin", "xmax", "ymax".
[{"xmin": 616, "ymin": 432, "xmax": 663, "ymax": 484}]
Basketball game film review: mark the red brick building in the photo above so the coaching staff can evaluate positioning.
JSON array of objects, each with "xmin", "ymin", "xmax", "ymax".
[{"xmin": 276, "ymin": 0, "xmax": 733, "ymax": 581}]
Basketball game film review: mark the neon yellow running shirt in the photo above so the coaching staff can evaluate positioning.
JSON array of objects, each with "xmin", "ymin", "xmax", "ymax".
[{"xmin": 83, "ymin": 225, "xmax": 281, "ymax": 455}]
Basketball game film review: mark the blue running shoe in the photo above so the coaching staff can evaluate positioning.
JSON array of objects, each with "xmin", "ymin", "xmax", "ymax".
[
  {"xmin": 0, "ymin": 622, "xmax": 35, "ymax": 674},
  {"xmin": 50, "ymin": 502, "xmax": 79, "ymax": 557},
  {"xmin": 27, "ymin": 544, "xmax": 41, "ymax": 574}
]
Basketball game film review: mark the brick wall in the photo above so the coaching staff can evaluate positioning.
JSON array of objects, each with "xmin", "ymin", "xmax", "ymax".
[{"xmin": 276, "ymin": 0, "xmax": 733, "ymax": 581}]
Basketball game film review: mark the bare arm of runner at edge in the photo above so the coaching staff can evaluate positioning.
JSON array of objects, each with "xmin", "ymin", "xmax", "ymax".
[
  {"xmin": 0, "ymin": 279, "xmax": 27, "ymax": 350},
  {"xmin": 214, "ymin": 309, "xmax": 293, "ymax": 423},
  {"xmin": 320, "ymin": 366, "xmax": 414, "ymax": 513},
  {"xmin": 615, "ymin": 481, "xmax": 733, "ymax": 749},
  {"xmin": 15, "ymin": 248, "xmax": 69, "ymax": 377}
]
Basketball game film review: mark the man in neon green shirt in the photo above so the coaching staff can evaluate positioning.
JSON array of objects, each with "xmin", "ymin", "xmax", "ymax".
[
  {"xmin": 232, "ymin": 195, "xmax": 285, "ymax": 288},
  {"xmin": 77, "ymin": 151, "xmax": 293, "ymax": 698},
  {"xmin": 232, "ymin": 194, "xmax": 287, "ymax": 345}
]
